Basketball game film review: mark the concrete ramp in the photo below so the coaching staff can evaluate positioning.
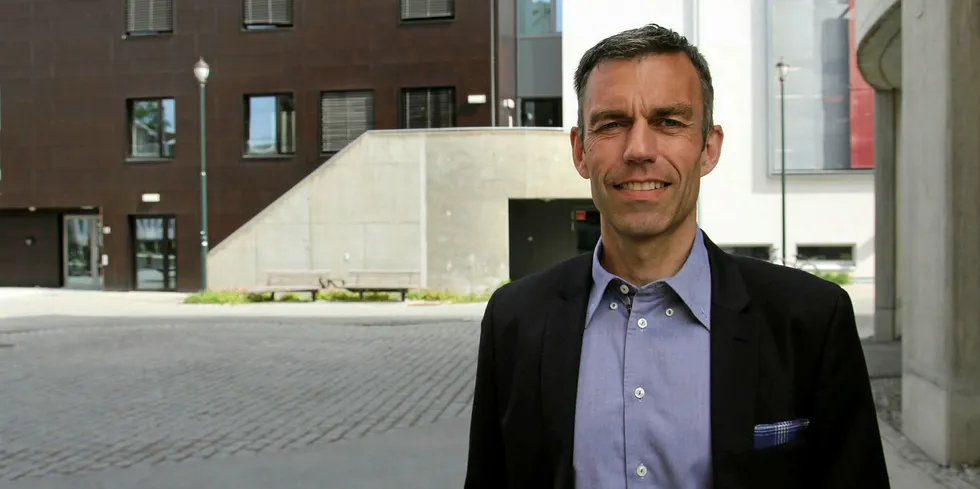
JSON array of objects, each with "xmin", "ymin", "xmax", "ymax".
[{"xmin": 207, "ymin": 128, "xmax": 590, "ymax": 291}]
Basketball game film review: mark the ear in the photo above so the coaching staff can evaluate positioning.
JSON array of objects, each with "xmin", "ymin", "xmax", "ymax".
[
  {"xmin": 570, "ymin": 126, "xmax": 590, "ymax": 179},
  {"xmin": 699, "ymin": 124, "xmax": 724, "ymax": 177}
]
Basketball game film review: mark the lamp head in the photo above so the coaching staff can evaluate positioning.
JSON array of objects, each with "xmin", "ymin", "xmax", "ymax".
[{"xmin": 193, "ymin": 57, "xmax": 210, "ymax": 85}]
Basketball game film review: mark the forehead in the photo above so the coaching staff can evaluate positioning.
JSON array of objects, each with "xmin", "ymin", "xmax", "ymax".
[{"xmin": 583, "ymin": 52, "xmax": 701, "ymax": 112}]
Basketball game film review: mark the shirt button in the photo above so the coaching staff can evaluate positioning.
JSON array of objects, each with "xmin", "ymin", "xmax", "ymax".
[
  {"xmin": 665, "ymin": 308, "xmax": 674, "ymax": 317},
  {"xmin": 636, "ymin": 464, "xmax": 648, "ymax": 477},
  {"xmin": 610, "ymin": 302, "xmax": 618, "ymax": 310},
  {"xmin": 637, "ymin": 318, "xmax": 648, "ymax": 329},
  {"xmin": 619, "ymin": 284, "xmax": 630, "ymax": 294},
  {"xmin": 634, "ymin": 387, "xmax": 645, "ymax": 399}
]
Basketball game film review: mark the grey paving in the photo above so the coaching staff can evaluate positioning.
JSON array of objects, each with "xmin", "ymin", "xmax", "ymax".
[{"xmin": 0, "ymin": 315, "xmax": 479, "ymax": 485}]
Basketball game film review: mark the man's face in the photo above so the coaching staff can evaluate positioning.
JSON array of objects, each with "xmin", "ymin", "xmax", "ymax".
[{"xmin": 570, "ymin": 53, "xmax": 723, "ymax": 242}]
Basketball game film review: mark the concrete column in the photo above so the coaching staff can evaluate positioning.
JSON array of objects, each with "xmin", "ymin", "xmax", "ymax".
[
  {"xmin": 899, "ymin": 0, "xmax": 980, "ymax": 466},
  {"xmin": 873, "ymin": 90, "xmax": 897, "ymax": 342}
]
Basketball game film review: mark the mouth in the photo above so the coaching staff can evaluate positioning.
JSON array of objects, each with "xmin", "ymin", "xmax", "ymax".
[{"xmin": 614, "ymin": 181, "xmax": 671, "ymax": 191}]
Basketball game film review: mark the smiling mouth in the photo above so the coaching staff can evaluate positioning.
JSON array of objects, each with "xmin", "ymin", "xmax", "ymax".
[{"xmin": 614, "ymin": 181, "xmax": 671, "ymax": 191}]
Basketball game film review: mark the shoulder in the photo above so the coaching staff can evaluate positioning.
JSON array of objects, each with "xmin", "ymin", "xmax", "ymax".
[
  {"xmin": 729, "ymin": 254, "xmax": 854, "ymax": 329},
  {"xmin": 485, "ymin": 253, "xmax": 591, "ymax": 322}
]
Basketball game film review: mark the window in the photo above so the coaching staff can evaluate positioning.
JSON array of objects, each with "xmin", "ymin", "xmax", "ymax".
[
  {"xmin": 519, "ymin": 0, "xmax": 557, "ymax": 36},
  {"xmin": 797, "ymin": 245, "xmax": 854, "ymax": 265},
  {"xmin": 401, "ymin": 87, "xmax": 455, "ymax": 129},
  {"xmin": 245, "ymin": 94, "xmax": 296, "ymax": 156},
  {"xmin": 768, "ymin": 0, "xmax": 872, "ymax": 173},
  {"xmin": 521, "ymin": 98, "xmax": 562, "ymax": 127},
  {"xmin": 127, "ymin": 98, "xmax": 176, "ymax": 159},
  {"xmin": 720, "ymin": 245, "xmax": 773, "ymax": 261},
  {"xmin": 131, "ymin": 216, "xmax": 177, "ymax": 291},
  {"xmin": 320, "ymin": 91, "xmax": 374, "ymax": 154},
  {"xmin": 244, "ymin": 0, "xmax": 293, "ymax": 29},
  {"xmin": 401, "ymin": 0, "xmax": 454, "ymax": 20},
  {"xmin": 126, "ymin": 0, "xmax": 173, "ymax": 35}
]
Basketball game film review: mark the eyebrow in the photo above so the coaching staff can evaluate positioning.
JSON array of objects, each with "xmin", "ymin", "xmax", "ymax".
[{"xmin": 588, "ymin": 103, "xmax": 696, "ymax": 127}]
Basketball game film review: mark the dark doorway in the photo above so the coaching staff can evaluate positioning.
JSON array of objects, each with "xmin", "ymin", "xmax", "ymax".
[
  {"xmin": 0, "ymin": 210, "xmax": 61, "ymax": 287},
  {"xmin": 508, "ymin": 198, "xmax": 597, "ymax": 281},
  {"xmin": 131, "ymin": 215, "xmax": 177, "ymax": 291},
  {"xmin": 521, "ymin": 98, "xmax": 562, "ymax": 127}
]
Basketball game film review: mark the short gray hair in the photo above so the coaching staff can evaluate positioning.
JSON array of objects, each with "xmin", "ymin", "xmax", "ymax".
[{"xmin": 573, "ymin": 23, "xmax": 715, "ymax": 142}]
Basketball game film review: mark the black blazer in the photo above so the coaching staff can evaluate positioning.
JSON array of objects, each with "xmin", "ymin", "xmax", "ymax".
[{"xmin": 464, "ymin": 233, "xmax": 889, "ymax": 489}]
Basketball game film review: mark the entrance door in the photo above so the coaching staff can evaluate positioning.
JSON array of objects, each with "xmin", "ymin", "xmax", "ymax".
[
  {"xmin": 63, "ymin": 215, "xmax": 103, "ymax": 289},
  {"xmin": 131, "ymin": 216, "xmax": 177, "ymax": 291}
]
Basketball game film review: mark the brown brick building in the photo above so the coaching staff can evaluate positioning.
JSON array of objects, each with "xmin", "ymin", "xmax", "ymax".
[{"xmin": 0, "ymin": 0, "xmax": 517, "ymax": 291}]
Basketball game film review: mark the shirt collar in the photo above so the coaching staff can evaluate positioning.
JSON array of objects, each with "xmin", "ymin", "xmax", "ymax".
[{"xmin": 586, "ymin": 227, "xmax": 712, "ymax": 330}]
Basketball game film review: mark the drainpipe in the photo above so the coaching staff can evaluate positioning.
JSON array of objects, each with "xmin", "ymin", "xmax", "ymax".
[{"xmin": 489, "ymin": 0, "xmax": 497, "ymax": 126}]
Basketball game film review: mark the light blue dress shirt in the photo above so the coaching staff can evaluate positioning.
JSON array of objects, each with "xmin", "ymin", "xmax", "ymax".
[{"xmin": 573, "ymin": 228, "xmax": 713, "ymax": 489}]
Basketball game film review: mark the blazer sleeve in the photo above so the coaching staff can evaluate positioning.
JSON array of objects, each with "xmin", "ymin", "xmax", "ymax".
[
  {"xmin": 809, "ymin": 289, "xmax": 891, "ymax": 488},
  {"xmin": 464, "ymin": 294, "xmax": 507, "ymax": 488}
]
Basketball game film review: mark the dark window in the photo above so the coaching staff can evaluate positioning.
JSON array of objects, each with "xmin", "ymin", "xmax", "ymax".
[
  {"xmin": 320, "ymin": 91, "xmax": 374, "ymax": 153},
  {"xmin": 401, "ymin": 0, "xmax": 454, "ymax": 20},
  {"xmin": 126, "ymin": 0, "xmax": 173, "ymax": 35},
  {"xmin": 244, "ymin": 0, "xmax": 293, "ymax": 29},
  {"xmin": 131, "ymin": 216, "xmax": 177, "ymax": 291},
  {"xmin": 127, "ymin": 98, "xmax": 176, "ymax": 159},
  {"xmin": 244, "ymin": 94, "xmax": 296, "ymax": 156},
  {"xmin": 521, "ymin": 98, "xmax": 562, "ymax": 127},
  {"xmin": 797, "ymin": 245, "xmax": 854, "ymax": 263},
  {"xmin": 572, "ymin": 209, "xmax": 601, "ymax": 254},
  {"xmin": 401, "ymin": 87, "xmax": 456, "ymax": 129},
  {"xmin": 720, "ymin": 245, "xmax": 773, "ymax": 261}
]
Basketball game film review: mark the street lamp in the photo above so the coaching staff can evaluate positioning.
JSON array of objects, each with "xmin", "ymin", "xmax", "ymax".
[
  {"xmin": 194, "ymin": 57, "xmax": 210, "ymax": 291},
  {"xmin": 776, "ymin": 58, "xmax": 790, "ymax": 265}
]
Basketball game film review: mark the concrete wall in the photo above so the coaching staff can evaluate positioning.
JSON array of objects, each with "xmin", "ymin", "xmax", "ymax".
[
  {"xmin": 208, "ymin": 129, "xmax": 588, "ymax": 291},
  {"xmin": 207, "ymin": 135, "xmax": 424, "ymax": 290},
  {"xmin": 561, "ymin": 0, "xmax": 877, "ymax": 279}
]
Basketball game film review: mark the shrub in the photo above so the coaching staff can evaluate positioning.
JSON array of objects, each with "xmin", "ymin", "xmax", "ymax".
[{"xmin": 813, "ymin": 271, "xmax": 852, "ymax": 285}]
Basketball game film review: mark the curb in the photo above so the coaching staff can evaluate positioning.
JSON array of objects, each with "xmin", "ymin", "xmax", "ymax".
[{"xmin": 877, "ymin": 416, "xmax": 980, "ymax": 489}]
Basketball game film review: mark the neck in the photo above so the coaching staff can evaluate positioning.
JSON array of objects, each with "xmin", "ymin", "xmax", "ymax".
[{"xmin": 599, "ymin": 219, "xmax": 699, "ymax": 286}]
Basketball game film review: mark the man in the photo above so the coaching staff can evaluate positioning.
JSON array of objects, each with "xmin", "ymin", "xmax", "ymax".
[{"xmin": 464, "ymin": 24, "xmax": 889, "ymax": 489}]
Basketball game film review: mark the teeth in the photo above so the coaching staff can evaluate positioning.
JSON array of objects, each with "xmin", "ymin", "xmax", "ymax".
[{"xmin": 620, "ymin": 181, "xmax": 667, "ymax": 191}]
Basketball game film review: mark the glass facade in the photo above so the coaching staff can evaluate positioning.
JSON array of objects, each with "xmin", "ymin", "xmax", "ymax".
[
  {"xmin": 519, "ymin": 0, "xmax": 559, "ymax": 36},
  {"xmin": 769, "ymin": 0, "xmax": 869, "ymax": 173}
]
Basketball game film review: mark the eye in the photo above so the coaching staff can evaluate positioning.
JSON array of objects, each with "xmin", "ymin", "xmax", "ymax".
[
  {"xmin": 599, "ymin": 122, "xmax": 623, "ymax": 130},
  {"xmin": 661, "ymin": 119, "xmax": 681, "ymax": 127}
]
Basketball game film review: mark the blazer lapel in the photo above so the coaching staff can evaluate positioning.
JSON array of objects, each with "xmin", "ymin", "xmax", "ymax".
[
  {"xmin": 703, "ymin": 234, "xmax": 758, "ymax": 488},
  {"xmin": 539, "ymin": 253, "xmax": 593, "ymax": 489}
]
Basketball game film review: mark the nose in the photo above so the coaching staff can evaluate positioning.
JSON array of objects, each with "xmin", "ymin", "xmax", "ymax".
[{"xmin": 622, "ymin": 121, "xmax": 659, "ymax": 165}]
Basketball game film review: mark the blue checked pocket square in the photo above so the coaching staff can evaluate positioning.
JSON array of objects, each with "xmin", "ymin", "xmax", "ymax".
[{"xmin": 753, "ymin": 418, "xmax": 810, "ymax": 449}]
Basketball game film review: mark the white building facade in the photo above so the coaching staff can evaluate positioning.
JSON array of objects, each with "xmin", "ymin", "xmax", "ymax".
[{"xmin": 518, "ymin": 0, "xmax": 876, "ymax": 280}]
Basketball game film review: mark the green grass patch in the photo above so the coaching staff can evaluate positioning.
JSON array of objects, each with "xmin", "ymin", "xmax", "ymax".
[
  {"xmin": 185, "ymin": 280, "xmax": 512, "ymax": 305},
  {"xmin": 812, "ymin": 271, "xmax": 852, "ymax": 285}
]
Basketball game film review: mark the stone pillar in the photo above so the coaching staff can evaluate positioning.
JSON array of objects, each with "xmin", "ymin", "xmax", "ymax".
[
  {"xmin": 899, "ymin": 0, "xmax": 980, "ymax": 465},
  {"xmin": 873, "ymin": 90, "xmax": 897, "ymax": 342}
]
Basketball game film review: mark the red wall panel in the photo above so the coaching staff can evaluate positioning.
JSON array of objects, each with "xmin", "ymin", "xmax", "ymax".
[{"xmin": 849, "ymin": 0, "xmax": 876, "ymax": 169}]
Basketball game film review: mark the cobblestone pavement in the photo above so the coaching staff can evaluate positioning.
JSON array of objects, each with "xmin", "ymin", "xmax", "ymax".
[{"xmin": 0, "ymin": 316, "xmax": 479, "ymax": 483}]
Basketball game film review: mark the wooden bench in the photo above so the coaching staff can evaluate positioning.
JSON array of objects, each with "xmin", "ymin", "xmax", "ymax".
[
  {"xmin": 344, "ymin": 269, "xmax": 422, "ymax": 301},
  {"xmin": 247, "ymin": 269, "xmax": 334, "ymax": 301}
]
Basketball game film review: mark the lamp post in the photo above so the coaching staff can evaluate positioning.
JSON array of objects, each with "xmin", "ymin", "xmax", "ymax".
[
  {"xmin": 193, "ymin": 57, "xmax": 210, "ymax": 291},
  {"xmin": 776, "ymin": 58, "xmax": 789, "ymax": 265}
]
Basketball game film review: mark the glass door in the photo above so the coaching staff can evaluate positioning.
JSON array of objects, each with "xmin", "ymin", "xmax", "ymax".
[
  {"xmin": 63, "ymin": 215, "xmax": 103, "ymax": 289},
  {"xmin": 132, "ymin": 216, "xmax": 177, "ymax": 291}
]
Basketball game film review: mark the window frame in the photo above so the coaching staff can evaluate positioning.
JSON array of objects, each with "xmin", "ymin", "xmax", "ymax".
[
  {"xmin": 399, "ymin": 86, "xmax": 457, "ymax": 130},
  {"xmin": 243, "ymin": 93, "xmax": 297, "ymax": 159},
  {"xmin": 124, "ymin": 0, "xmax": 175, "ymax": 36},
  {"xmin": 242, "ymin": 0, "xmax": 294, "ymax": 31},
  {"xmin": 399, "ymin": 0, "xmax": 455, "ymax": 22},
  {"xmin": 318, "ymin": 90, "xmax": 376, "ymax": 155},
  {"xmin": 126, "ymin": 97, "xmax": 176, "ymax": 161}
]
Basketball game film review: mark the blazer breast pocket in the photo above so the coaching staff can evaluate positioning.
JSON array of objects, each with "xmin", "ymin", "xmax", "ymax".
[
  {"xmin": 750, "ymin": 419, "xmax": 810, "ymax": 487},
  {"xmin": 753, "ymin": 418, "xmax": 809, "ymax": 450}
]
